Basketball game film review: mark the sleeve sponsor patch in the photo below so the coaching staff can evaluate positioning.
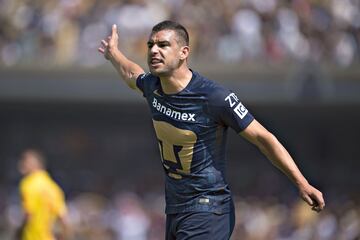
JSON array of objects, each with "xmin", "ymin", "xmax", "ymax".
[{"xmin": 225, "ymin": 93, "xmax": 248, "ymax": 119}]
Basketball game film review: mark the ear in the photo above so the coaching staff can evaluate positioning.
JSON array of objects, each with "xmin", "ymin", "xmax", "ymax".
[{"xmin": 179, "ymin": 46, "xmax": 190, "ymax": 61}]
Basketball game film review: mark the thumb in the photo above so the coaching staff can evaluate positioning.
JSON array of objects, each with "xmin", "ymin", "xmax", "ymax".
[{"xmin": 112, "ymin": 24, "xmax": 117, "ymax": 36}]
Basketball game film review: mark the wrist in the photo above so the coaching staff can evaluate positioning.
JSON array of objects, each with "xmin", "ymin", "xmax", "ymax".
[
  {"xmin": 295, "ymin": 179, "xmax": 309, "ymax": 190},
  {"xmin": 107, "ymin": 47, "xmax": 120, "ymax": 61},
  {"xmin": 109, "ymin": 45, "xmax": 119, "ymax": 54}
]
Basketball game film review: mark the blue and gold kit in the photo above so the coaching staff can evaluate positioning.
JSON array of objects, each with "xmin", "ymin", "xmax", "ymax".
[{"xmin": 136, "ymin": 70, "xmax": 254, "ymax": 214}]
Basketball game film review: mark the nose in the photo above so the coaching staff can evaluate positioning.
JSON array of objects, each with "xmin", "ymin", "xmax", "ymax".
[{"xmin": 150, "ymin": 44, "xmax": 159, "ymax": 55}]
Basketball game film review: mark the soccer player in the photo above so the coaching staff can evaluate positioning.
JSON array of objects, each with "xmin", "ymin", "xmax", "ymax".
[
  {"xmin": 17, "ymin": 149, "xmax": 69, "ymax": 240},
  {"xmin": 98, "ymin": 20, "xmax": 325, "ymax": 239}
]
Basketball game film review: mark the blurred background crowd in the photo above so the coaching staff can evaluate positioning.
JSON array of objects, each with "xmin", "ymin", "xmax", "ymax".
[
  {"xmin": 0, "ymin": 0, "xmax": 360, "ymax": 67},
  {"xmin": 1, "ymin": 190, "xmax": 359, "ymax": 240}
]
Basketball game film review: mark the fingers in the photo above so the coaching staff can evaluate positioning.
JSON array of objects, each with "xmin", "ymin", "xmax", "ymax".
[
  {"xmin": 312, "ymin": 205, "xmax": 322, "ymax": 212},
  {"xmin": 101, "ymin": 40, "xmax": 109, "ymax": 48},
  {"xmin": 299, "ymin": 185, "xmax": 325, "ymax": 213},
  {"xmin": 304, "ymin": 191, "xmax": 325, "ymax": 212},
  {"xmin": 303, "ymin": 194, "xmax": 323, "ymax": 213},
  {"xmin": 98, "ymin": 24, "xmax": 117, "ymax": 58},
  {"xmin": 302, "ymin": 194, "xmax": 314, "ymax": 206},
  {"xmin": 98, "ymin": 39, "xmax": 108, "ymax": 55},
  {"xmin": 311, "ymin": 201, "xmax": 323, "ymax": 212},
  {"xmin": 311, "ymin": 193, "xmax": 325, "ymax": 212},
  {"xmin": 112, "ymin": 24, "xmax": 117, "ymax": 37},
  {"xmin": 98, "ymin": 47, "xmax": 105, "ymax": 54},
  {"xmin": 98, "ymin": 37, "xmax": 110, "ymax": 55}
]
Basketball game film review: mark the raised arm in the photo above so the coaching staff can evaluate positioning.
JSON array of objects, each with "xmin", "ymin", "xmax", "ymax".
[
  {"xmin": 240, "ymin": 120, "xmax": 325, "ymax": 212},
  {"xmin": 98, "ymin": 24, "xmax": 145, "ymax": 90}
]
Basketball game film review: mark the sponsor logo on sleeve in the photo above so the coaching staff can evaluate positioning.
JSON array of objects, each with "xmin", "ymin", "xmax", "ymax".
[{"xmin": 225, "ymin": 93, "xmax": 248, "ymax": 119}]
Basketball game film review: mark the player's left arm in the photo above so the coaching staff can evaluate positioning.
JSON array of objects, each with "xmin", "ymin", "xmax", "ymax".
[
  {"xmin": 53, "ymin": 186, "xmax": 70, "ymax": 240},
  {"xmin": 240, "ymin": 119, "xmax": 325, "ymax": 212}
]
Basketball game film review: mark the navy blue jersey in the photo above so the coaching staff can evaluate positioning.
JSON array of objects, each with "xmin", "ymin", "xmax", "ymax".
[{"xmin": 136, "ymin": 70, "xmax": 254, "ymax": 214}]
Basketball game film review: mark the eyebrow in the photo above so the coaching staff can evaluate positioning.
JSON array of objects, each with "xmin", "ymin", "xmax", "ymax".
[{"xmin": 147, "ymin": 40, "xmax": 171, "ymax": 45}]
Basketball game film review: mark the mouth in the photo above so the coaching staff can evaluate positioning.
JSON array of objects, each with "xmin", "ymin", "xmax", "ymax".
[{"xmin": 150, "ymin": 58, "xmax": 163, "ymax": 67}]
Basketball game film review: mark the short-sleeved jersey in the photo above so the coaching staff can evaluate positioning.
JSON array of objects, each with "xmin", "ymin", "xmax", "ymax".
[
  {"xmin": 136, "ymin": 70, "xmax": 254, "ymax": 214},
  {"xmin": 19, "ymin": 170, "xmax": 67, "ymax": 240}
]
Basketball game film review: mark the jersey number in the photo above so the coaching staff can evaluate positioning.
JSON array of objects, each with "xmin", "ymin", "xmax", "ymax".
[{"xmin": 153, "ymin": 121, "xmax": 197, "ymax": 179}]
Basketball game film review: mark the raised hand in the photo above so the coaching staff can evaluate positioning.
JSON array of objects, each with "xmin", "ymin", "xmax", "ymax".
[
  {"xmin": 98, "ymin": 24, "xmax": 119, "ymax": 60},
  {"xmin": 299, "ymin": 184, "xmax": 325, "ymax": 212}
]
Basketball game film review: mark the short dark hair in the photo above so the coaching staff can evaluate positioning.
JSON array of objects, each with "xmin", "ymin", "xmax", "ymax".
[{"xmin": 151, "ymin": 20, "xmax": 189, "ymax": 46}]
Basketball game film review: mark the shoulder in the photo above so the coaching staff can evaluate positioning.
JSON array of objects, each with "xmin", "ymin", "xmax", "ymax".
[
  {"xmin": 138, "ymin": 72, "xmax": 155, "ymax": 80},
  {"xmin": 19, "ymin": 173, "xmax": 38, "ymax": 195},
  {"xmin": 192, "ymin": 73, "xmax": 232, "ymax": 105},
  {"xmin": 136, "ymin": 72, "xmax": 160, "ymax": 96},
  {"xmin": 44, "ymin": 174, "xmax": 63, "ymax": 193},
  {"xmin": 36, "ymin": 171, "xmax": 60, "ymax": 191},
  {"xmin": 137, "ymin": 72, "xmax": 159, "ymax": 86},
  {"xmin": 20, "ymin": 173, "xmax": 35, "ymax": 189}
]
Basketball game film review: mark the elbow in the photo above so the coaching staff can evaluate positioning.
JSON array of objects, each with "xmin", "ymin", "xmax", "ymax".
[
  {"xmin": 120, "ymin": 73, "xmax": 137, "ymax": 90},
  {"xmin": 128, "ymin": 81, "xmax": 137, "ymax": 90}
]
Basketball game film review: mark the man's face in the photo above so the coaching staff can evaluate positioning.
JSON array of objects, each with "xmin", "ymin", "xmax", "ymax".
[
  {"xmin": 18, "ymin": 152, "xmax": 38, "ymax": 176},
  {"xmin": 147, "ymin": 30, "xmax": 186, "ymax": 77},
  {"xmin": 18, "ymin": 154, "xmax": 31, "ymax": 176}
]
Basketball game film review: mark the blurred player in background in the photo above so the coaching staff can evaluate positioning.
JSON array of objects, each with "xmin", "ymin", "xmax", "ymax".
[
  {"xmin": 98, "ymin": 20, "xmax": 325, "ymax": 239},
  {"xmin": 17, "ymin": 149, "xmax": 69, "ymax": 240}
]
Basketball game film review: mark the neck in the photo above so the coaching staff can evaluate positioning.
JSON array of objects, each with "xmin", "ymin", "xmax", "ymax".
[
  {"xmin": 28, "ymin": 168, "xmax": 43, "ymax": 175},
  {"xmin": 159, "ymin": 67, "xmax": 192, "ymax": 94}
]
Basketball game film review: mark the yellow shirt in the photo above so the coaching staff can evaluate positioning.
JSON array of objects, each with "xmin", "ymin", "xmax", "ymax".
[{"xmin": 19, "ymin": 170, "xmax": 67, "ymax": 240}]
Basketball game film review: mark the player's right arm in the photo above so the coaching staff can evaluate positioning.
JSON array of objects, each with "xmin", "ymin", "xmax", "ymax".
[
  {"xmin": 16, "ymin": 181, "xmax": 32, "ymax": 239},
  {"xmin": 53, "ymin": 185, "xmax": 70, "ymax": 240},
  {"xmin": 98, "ymin": 24, "xmax": 145, "ymax": 90},
  {"xmin": 240, "ymin": 120, "xmax": 325, "ymax": 212},
  {"xmin": 56, "ymin": 215, "xmax": 70, "ymax": 240}
]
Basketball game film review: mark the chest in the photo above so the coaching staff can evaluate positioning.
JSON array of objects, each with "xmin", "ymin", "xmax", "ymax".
[{"xmin": 147, "ymin": 93, "xmax": 215, "ymax": 131}]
